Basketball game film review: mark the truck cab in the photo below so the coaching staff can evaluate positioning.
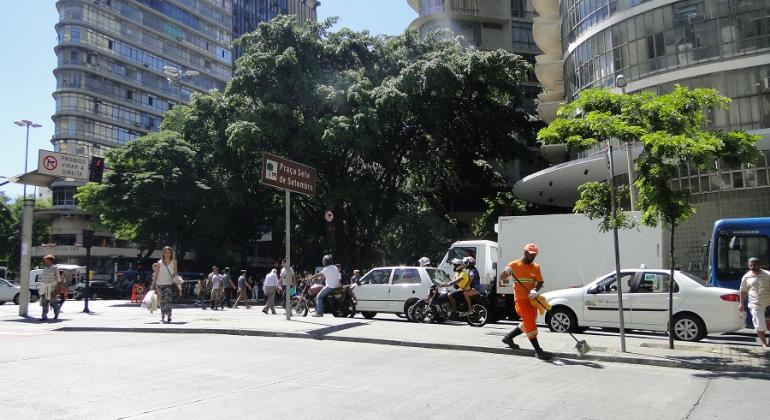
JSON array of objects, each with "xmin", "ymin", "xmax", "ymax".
[
  {"xmin": 438, "ymin": 240, "xmax": 498, "ymax": 290},
  {"xmin": 28, "ymin": 264, "xmax": 86, "ymax": 295}
]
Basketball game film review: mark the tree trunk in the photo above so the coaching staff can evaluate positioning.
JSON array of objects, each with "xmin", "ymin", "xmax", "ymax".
[{"xmin": 668, "ymin": 223, "xmax": 676, "ymax": 350}]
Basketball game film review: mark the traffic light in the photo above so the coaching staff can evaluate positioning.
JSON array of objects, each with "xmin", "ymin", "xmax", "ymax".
[{"xmin": 89, "ymin": 156, "xmax": 105, "ymax": 183}]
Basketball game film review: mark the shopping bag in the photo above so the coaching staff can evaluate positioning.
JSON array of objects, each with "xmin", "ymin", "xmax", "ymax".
[{"xmin": 141, "ymin": 290, "xmax": 159, "ymax": 313}]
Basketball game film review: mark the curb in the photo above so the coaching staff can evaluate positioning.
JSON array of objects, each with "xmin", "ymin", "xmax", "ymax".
[{"xmin": 55, "ymin": 326, "xmax": 766, "ymax": 375}]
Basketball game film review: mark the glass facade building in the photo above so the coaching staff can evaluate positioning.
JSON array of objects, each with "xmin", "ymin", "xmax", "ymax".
[
  {"xmin": 42, "ymin": 0, "xmax": 317, "ymax": 269},
  {"xmin": 520, "ymin": 0, "xmax": 770, "ymax": 275}
]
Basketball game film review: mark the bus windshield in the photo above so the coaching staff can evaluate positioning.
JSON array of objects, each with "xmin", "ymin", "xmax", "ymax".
[{"xmin": 716, "ymin": 234, "xmax": 770, "ymax": 279}]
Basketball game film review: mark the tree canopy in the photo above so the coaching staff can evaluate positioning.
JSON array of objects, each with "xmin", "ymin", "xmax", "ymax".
[{"xmin": 164, "ymin": 16, "xmax": 536, "ymax": 269}]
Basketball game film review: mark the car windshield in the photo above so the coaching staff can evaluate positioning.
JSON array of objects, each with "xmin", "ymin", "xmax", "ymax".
[
  {"xmin": 425, "ymin": 268, "xmax": 450, "ymax": 284},
  {"xmin": 0, "ymin": 279, "xmax": 11, "ymax": 287},
  {"xmin": 679, "ymin": 271, "xmax": 710, "ymax": 287}
]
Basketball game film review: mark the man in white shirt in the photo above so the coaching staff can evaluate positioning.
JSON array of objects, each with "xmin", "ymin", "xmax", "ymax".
[
  {"xmin": 308, "ymin": 255, "xmax": 341, "ymax": 317},
  {"xmin": 262, "ymin": 268, "xmax": 280, "ymax": 314},
  {"xmin": 739, "ymin": 257, "xmax": 770, "ymax": 348}
]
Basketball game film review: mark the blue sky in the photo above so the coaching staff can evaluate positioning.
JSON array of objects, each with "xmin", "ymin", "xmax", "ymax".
[{"xmin": 0, "ymin": 0, "xmax": 416, "ymax": 200}]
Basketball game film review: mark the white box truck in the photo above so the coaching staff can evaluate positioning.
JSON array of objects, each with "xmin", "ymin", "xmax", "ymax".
[{"xmin": 439, "ymin": 212, "xmax": 663, "ymax": 321}]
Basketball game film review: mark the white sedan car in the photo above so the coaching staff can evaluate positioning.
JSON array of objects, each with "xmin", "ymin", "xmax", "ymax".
[
  {"xmin": 541, "ymin": 268, "xmax": 745, "ymax": 341},
  {"xmin": 353, "ymin": 266, "xmax": 450, "ymax": 319}
]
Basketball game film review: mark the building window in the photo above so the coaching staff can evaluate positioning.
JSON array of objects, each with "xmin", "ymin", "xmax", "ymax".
[{"xmin": 52, "ymin": 187, "xmax": 78, "ymax": 206}]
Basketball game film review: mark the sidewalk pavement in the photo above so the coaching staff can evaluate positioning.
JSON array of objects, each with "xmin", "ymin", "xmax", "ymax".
[{"xmin": 2, "ymin": 300, "xmax": 768, "ymax": 374}]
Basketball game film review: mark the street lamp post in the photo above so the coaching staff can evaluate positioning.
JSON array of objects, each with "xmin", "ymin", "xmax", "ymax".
[
  {"xmin": 13, "ymin": 120, "xmax": 41, "ymax": 317},
  {"xmin": 615, "ymin": 75, "xmax": 637, "ymax": 211},
  {"xmin": 162, "ymin": 66, "xmax": 199, "ymax": 130}
]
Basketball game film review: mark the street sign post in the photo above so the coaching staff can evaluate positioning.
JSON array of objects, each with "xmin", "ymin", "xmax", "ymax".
[
  {"xmin": 37, "ymin": 150, "xmax": 90, "ymax": 181},
  {"xmin": 260, "ymin": 152, "xmax": 317, "ymax": 320}
]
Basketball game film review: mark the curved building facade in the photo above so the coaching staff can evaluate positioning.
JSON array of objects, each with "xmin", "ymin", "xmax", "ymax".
[
  {"xmin": 521, "ymin": 0, "xmax": 770, "ymax": 274},
  {"xmin": 42, "ymin": 0, "xmax": 317, "ymax": 272}
]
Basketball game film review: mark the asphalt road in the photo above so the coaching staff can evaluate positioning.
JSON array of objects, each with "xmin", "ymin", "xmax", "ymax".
[{"xmin": 1, "ymin": 330, "xmax": 768, "ymax": 420}]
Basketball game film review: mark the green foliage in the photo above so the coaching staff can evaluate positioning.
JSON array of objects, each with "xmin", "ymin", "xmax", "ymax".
[
  {"xmin": 75, "ymin": 130, "xmax": 209, "ymax": 259},
  {"xmin": 471, "ymin": 191, "xmax": 529, "ymax": 238},
  {"xmin": 181, "ymin": 16, "xmax": 536, "ymax": 268},
  {"xmin": 573, "ymin": 182, "xmax": 636, "ymax": 232},
  {"xmin": 0, "ymin": 197, "xmax": 51, "ymax": 273}
]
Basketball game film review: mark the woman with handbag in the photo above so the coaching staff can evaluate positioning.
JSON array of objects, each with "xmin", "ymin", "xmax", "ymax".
[{"xmin": 152, "ymin": 246, "xmax": 178, "ymax": 323}]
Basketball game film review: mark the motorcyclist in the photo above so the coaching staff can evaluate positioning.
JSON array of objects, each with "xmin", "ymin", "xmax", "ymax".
[
  {"xmin": 418, "ymin": 257, "xmax": 431, "ymax": 267},
  {"xmin": 464, "ymin": 256, "xmax": 482, "ymax": 292},
  {"xmin": 307, "ymin": 254, "xmax": 341, "ymax": 317},
  {"xmin": 442, "ymin": 258, "xmax": 474, "ymax": 317}
]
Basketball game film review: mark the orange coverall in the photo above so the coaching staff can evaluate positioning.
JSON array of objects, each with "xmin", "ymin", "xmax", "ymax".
[{"xmin": 505, "ymin": 259, "xmax": 544, "ymax": 340}]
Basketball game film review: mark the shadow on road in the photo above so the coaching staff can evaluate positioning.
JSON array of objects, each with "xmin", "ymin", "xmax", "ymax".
[{"xmin": 309, "ymin": 322, "xmax": 369, "ymax": 336}]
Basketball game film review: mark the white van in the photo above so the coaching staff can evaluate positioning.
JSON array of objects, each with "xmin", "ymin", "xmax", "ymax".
[{"xmin": 28, "ymin": 264, "xmax": 86, "ymax": 296}]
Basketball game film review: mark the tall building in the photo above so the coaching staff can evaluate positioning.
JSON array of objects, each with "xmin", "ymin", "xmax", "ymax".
[
  {"xmin": 37, "ymin": 0, "xmax": 317, "ymax": 273},
  {"xmin": 517, "ymin": 0, "xmax": 770, "ymax": 273},
  {"xmin": 407, "ymin": 0, "xmax": 541, "ymax": 111}
]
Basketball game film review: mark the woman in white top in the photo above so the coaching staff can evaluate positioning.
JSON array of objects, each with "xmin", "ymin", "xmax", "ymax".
[{"xmin": 152, "ymin": 246, "xmax": 178, "ymax": 323}]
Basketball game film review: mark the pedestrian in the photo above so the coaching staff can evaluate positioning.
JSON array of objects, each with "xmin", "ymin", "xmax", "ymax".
[
  {"xmin": 38, "ymin": 255, "xmax": 62, "ymax": 321},
  {"xmin": 56, "ymin": 269, "xmax": 68, "ymax": 311},
  {"xmin": 196, "ymin": 274, "xmax": 207, "ymax": 309},
  {"xmin": 349, "ymin": 269, "xmax": 362, "ymax": 285},
  {"xmin": 233, "ymin": 270, "xmax": 252, "ymax": 309},
  {"xmin": 280, "ymin": 259, "xmax": 294, "ymax": 304},
  {"xmin": 739, "ymin": 257, "xmax": 770, "ymax": 348},
  {"xmin": 499, "ymin": 243, "xmax": 552, "ymax": 360},
  {"xmin": 151, "ymin": 246, "xmax": 178, "ymax": 324},
  {"xmin": 209, "ymin": 266, "xmax": 224, "ymax": 310},
  {"xmin": 262, "ymin": 268, "xmax": 279, "ymax": 314},
  {"xmin": 307, "ymin": 255, "xmax": 341, "ymax": 317},
  {"xmin": 221, "ymin": 267, "xmax": 235, "ymax": 308}
]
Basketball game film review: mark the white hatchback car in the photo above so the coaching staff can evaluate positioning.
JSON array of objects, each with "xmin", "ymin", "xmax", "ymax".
[
  {"xmin": 353, "ymin": 266, "xmax": 450, "ymax": 319},
  {"xmin": 541, "ymin": 268, "xmax": 745, "ymax": 341},
  {"xmin": 0, "ymin": 278, "xmax": 21, "ymax": 305}
]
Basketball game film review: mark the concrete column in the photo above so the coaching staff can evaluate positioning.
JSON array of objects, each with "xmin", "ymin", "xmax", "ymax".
[{"xmin": 18, "ymin": 198, "xmax": 34, "ymax": 317}]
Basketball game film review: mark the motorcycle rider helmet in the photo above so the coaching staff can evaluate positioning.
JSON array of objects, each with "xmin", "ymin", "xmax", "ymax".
[
  {"xmin": 322, "ymin": 254, "xmax": 333, "ymax": 267},
  {"xmin": 418, "ymin": 256, "xmax": 431, "ymax": 267},
  {"xmin": 462, "ymin": 256, "xmax": 476, "ymax": 267},
  {"xmin": 451, "ymin": 258, "xmax": 466, "ymax": 272}
]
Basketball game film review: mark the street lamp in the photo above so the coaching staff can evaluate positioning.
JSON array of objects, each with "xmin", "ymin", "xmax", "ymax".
[
  {"xmin": 13, "ymin": 119, "xmax": 41, "ymax": 317},
  {"xmin": 163, "ymin": 66, "xmax": 199, "ymax": 128},
  {"xmin": 615, "ymin": 75, "xmax": 637, "ymax": 211},
  {"xmin": 13, "ymin": 120, "xmax": 42, "ymax": 199}
]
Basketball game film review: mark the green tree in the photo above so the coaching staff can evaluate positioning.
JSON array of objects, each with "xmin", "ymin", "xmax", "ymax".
[
  {"xmin": 76, "ymin": 130, "xmax": 209, "ymax": 261},
  {"xmin": 539, "ymin": 86, "xmax": 759, "ymax": 348},
  {"xmin": 471, "ymin": 191, "xmax": 529, "ymax": 238},
  {"xmin": 183, "ymin": 16, "xmax": 536, "ymax": 269}
]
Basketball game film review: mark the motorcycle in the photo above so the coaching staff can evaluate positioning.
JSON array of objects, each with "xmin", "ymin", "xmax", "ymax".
[
  {"xmin": 290, "ymin": 279, "xmax": 356, "ymax": 318},
  {"xmin": 409, "ymin": 283, "xmax": 489, "ymax": 327}
]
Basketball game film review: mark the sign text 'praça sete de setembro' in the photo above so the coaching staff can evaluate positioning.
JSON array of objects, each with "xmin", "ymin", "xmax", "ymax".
[{"xmin": 260, "ymin": 152, "xmax": 317, "ymax": 197}]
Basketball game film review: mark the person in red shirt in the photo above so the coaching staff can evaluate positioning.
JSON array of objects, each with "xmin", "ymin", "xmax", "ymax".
[{"xmin": 498, "ymin": 243, "xmax": 552, "ymax": 360}]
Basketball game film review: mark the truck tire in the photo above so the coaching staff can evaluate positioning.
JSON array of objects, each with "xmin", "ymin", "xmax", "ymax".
[{"xmin": 361, "ymin": 311, "xmax": 376, "ymax": 319}]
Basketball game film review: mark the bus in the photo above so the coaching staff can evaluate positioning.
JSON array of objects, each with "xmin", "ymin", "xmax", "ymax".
[{"xmin": 708, "ymin": 217, "xmax": 770, "ymax": 289}]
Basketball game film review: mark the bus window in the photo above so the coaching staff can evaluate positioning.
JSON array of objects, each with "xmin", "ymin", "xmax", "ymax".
[{"xmin": 717, "ymin": 235, "xmax": 770, "ymax": 278}]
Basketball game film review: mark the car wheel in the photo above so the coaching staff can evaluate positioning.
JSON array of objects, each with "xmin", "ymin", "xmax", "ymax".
[
  {"xmin": 361, "ymin": 311, "xmax": 376, "ymax": 319},
  {"xmin": 404, "ymin": 299, "xmax": 419, "ymax": 322},
  {"xmin": 546, "ymin": 306, "xmax": 579, "ymax": 333},
  {"xmin": 29, "ymin": 293, "xmax": 39, "ymax": 303},
  {"xmin": 673, "ymin": 313, "xmax": 706, "ymax": 342},
  {"xmin": 0, "ymin": 300, "xmax": 4, "ymax": 305},
  {"xmin": 13, "ymin": 294, "xmax": 20, "ymax": 305}
]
